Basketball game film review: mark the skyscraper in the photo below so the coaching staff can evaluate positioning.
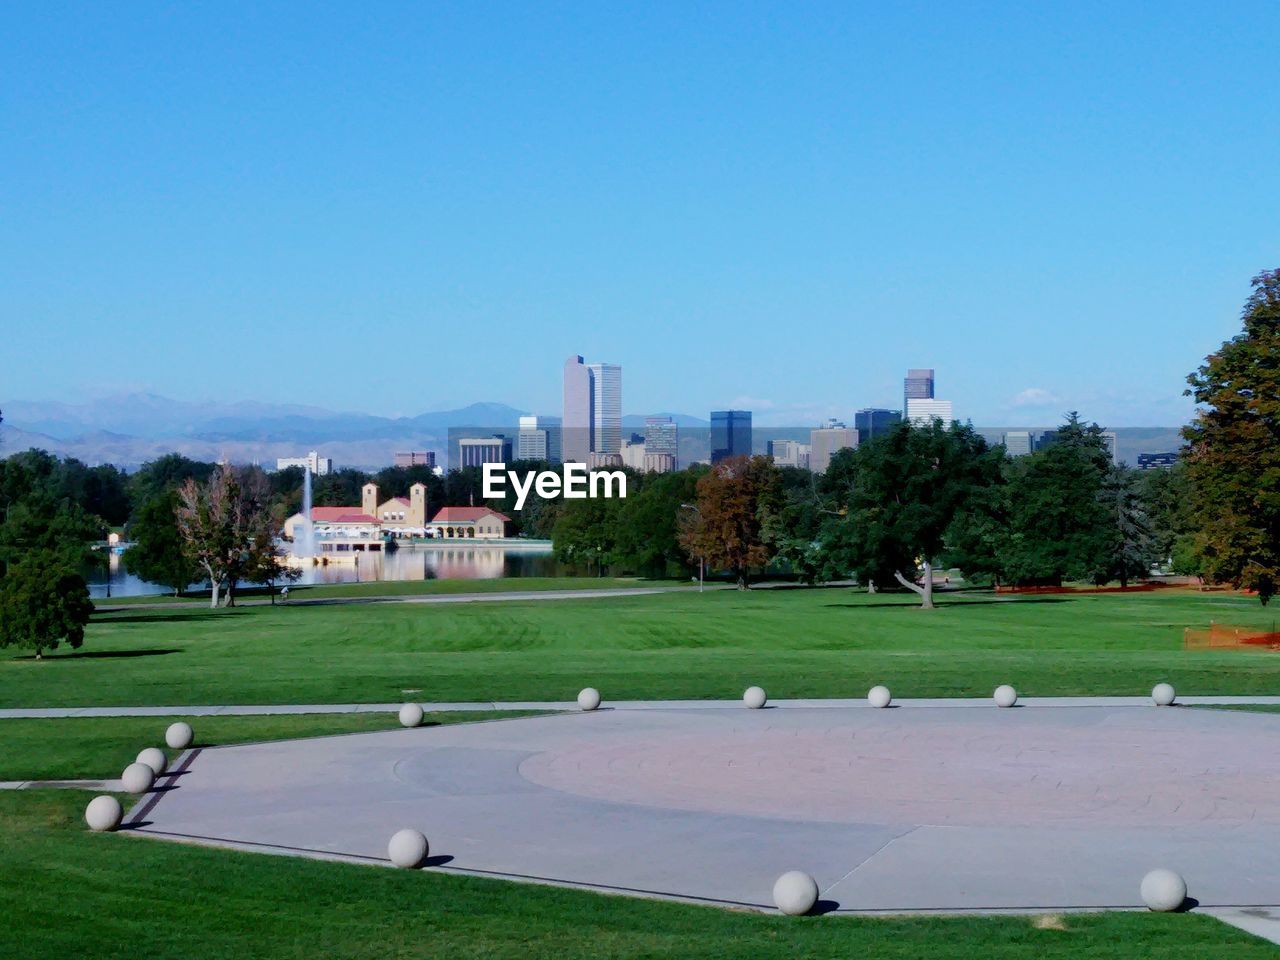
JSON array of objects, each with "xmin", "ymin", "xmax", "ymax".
[
  {"xmin": 1002, "ymin": 430, "xmax": 1034, "ymax": 457},
  {"xmin": 588, "ymin": 362, "xmax": 622, "ymax": 455},
  {"xmin": 905, "ymin": 398, "xmax": 954, "ymax": 425},
  {"xmin": 904, "ymin": 368, "xmax": 935, "ymax": 414},
  {"xmin": 854, "ymin": 408, "xmax": 902, "ymax": 442},
  {"xmin": 518, "ymin": 416, "xmax": 562, "ymax": 461},
  {"xmin": 643, "ymin": 416, "xmax": 678, "ymax": 464},
  {"xmin": 809, "ymin": 420, "xmax": 858, "ymax": 473},
  {"xmin": 562, "ymin": 355, "xmax": 592, "ymax": 463},
  {"xmin": 710, "ymin": 410, "xmax": 752, "ymax": 464}
]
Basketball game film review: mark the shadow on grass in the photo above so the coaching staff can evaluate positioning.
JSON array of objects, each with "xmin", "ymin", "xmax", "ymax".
[
  {"xmin": 822, "ymin": 596, "xmax": 1074, "ymax": 610},
  {"xmin": 94, "ymin": 611, "xmax": 249, "ymax": 624},
  {"xmin": 16, "ymin": 648, "xmax": 183, "ymax": 661}
]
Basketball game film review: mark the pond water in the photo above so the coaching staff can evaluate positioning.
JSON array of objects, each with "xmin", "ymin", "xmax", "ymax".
[{"xmin": 85, "ymin": 543, "xmax": 562, "ymax": 599}]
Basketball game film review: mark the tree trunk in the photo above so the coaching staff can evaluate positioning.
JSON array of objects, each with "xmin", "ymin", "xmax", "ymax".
[
  {"xmin": 736, "ymin": 567, "xmax": 749, "ymax": 590},
  {"xmin": 894, "ymin": 560, "xmax": 935, "ymax": 609},
  {"xmin": 209, "ymin": 578, "xmax": 221, "ymax": 609}
]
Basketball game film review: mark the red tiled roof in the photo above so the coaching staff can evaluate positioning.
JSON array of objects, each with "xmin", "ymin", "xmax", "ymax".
[
  {"xmin": 309, "ymin": 507, "xmax": 378, "ymax": 524},
  {"xmin": 391, "ymin": 496, "xmax": 410, "ymax": 505},
  {"xmin": 430, "ymin": 507, "xmax": 511, "ymax": 523}
]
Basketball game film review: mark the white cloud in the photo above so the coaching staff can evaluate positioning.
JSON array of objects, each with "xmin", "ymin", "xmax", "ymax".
[{"xmin": 1010, "ymin": 387, "xmax": 1061, "ymax": 408}]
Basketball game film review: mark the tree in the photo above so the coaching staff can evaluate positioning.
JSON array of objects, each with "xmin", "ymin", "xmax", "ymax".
[
  {"xmin": 0, "ymin": 550, "xmax": 94, "ymax": 659},
  {"xmin": 819, "ymin": 420, "xmax": 999, "ymax": 608},
  {"xmin": 1184, "ymin": 269, "xmax": 1280, "ymax": 604},
  {"xmin": 175, "ymin": 465, "xmax": 282, "ymax": 607},
  {"xmin": 678, "ymin": 455, "xmax": 781, "ymax": 589},
  {"xmin": 1137, "ymin": 461, "xmax": 1195, "ymax": 569},
  {"xmin": 125, "ymin": 490, "xmax": 199, "ymax": 596},
  {"xmin": 128, "ymin": 453, "xmax": 214, "ymax": 508},
  {"xmin": 552, "ymin": 497, "xmax": 619, "ymax": 575},
  {"xmin": 1099, "ymin": 466, "xmax": 1155, "ymax": 588},
  {"xmin": 1000, "ymin": 414, "xmax": 1113, "ymax": 586},
  {"xmin": 612, "ymin": 468, "xmax": 702, "ymax": 577}
]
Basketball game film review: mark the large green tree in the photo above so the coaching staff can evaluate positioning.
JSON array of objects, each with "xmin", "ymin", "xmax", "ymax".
[
  {"xmin": 0, "ymin": 550, "xmax": 94, "ymax": 658},
  {"xmin": 125, "ymin": 490, "xmax": 200, "ymax": 596},
  {"xmin": 819, "ymin": 420, "xmax": 1000, "ymax": 607},
  {"xmin": 1099, "ymin": 466, "xmax": 1156, "ymax": 588},
  {"xmin": 1184, "ymin": 268, "xmax": 1280, "ymax": 603},
  {"xmin": 612, "ymin": 468, "xmax": 702, "ymax": 577},
  {"xmin": 1000, "ymin": 414, "xmax": 1114, "ymax": 586}
]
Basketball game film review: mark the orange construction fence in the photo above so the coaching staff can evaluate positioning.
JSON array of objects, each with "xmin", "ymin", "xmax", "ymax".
[{"xmin": 1184, "ymin": 621, "xmax": 1280, "ymax": 651}]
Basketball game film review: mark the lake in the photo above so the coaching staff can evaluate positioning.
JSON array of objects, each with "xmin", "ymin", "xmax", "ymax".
[{"xmin": 86, "ymin": 542, "xmax": 562, "ymax": 599}]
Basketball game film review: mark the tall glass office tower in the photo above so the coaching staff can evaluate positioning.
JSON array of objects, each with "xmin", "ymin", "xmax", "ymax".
[
  {"xmin": 710, "ymin": 410, "xmax": 752, "ymax": 464},
  {"xmin": 903, "ymin": 368, "xmax": 935, "ymax": 414},
  {"xmin": 562, "ymin": 355, "xmax": 592, "ymax": 463},
  {"xmin": 588, "ymin": 362, "xmax": 622, "ymax": 455}
]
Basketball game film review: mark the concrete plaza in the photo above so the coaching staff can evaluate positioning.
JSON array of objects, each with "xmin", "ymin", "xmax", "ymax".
[{"xmin": 127, "ymin": 702, "xmax": 1280, "ymax": 913}]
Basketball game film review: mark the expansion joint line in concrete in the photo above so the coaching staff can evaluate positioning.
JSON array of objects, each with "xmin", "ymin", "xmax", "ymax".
[{"xmin": 821, "ymin": 826, "xmax": 920, "ymax": 896}]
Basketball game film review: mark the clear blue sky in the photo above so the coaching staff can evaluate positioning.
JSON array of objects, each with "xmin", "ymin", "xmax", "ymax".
[{"xmin": 2, "ymin": 2, "xmax": 1277, "ymax": 426}]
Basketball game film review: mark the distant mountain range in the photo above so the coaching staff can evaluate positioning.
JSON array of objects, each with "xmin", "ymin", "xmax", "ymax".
[{"xmin": 0, "ymin": 393, "xmax": 1184, "ymax": 470}]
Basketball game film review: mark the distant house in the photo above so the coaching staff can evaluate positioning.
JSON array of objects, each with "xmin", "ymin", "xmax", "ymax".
[{"xmin": 426, "ymin": 506, "xmax": 512, "ymax": 540}]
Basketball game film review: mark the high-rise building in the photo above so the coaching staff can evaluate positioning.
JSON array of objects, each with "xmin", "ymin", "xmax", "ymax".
[
  {"xmin": 1138, "ymin": 452, "xmax": 1179, "ymax": 470},
  {"xmin": 562, "ymin": 355, "xmax": 592, "ymax": 463},
  {"xmin": 517, "ymin": 416, "xmax": 552, "ymax": 461},
  {"xmin": 905, "ymin": 398, "xmax": 954, "ymax": 425},
  {"xmin": 276, "ymin": 450, "xmax": 333, "ymax": 475},
  {"xmin": 643, "ymin": 453, "xmax": 677, "ymax": 473},
  {"xmin": 904, "ymin": 368, "xmax": 935, "ymax": 414},
  {"xmin": 767, "ymin": 439, "xmax": 811, "ymax": 469},
  {"xmin": 562, "ymin": 355, "xmax": 622, "ymax": 461},
  {"xmin": 809, "ymin": 421, "xmax": 859, "ymax": 473},
  {"xmin": 854, "ymin": 408, "xmax": 901, "ymax": 442},
  {"xmin": 1002, "ymin": 431, "xmax": 1034, "ymax": 457},
  {"xmin": 643, "ymin": 416, "xmax": 679, "ymax": 464},
  {"xmin": 393, "ymin": 451, "xmax": 436, "ymax": 469},
  {"xmin": 710, "ymin": 410, "xmax": 752, "ymax": 464},
  {"xmin": 457, "ymin": 435, "xmax": 512, "ymax": 468},
  {"xmin": 588, "ymin": 362, "xmax": 622, "ymax": 455},
  {"xmin": 621, "ymin": 435, "xmax": 647, "ymax": 470}
]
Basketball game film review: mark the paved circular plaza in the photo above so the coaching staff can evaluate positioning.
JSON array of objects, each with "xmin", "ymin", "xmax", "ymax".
[{"xmin": 129, "ymin": 703, "xmax": 1280, "ymax": 912}]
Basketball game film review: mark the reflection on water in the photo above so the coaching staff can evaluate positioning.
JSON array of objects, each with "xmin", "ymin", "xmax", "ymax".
[{"xmin": 85, "ymin": 544, "xmax": 562, "ymax": 599}]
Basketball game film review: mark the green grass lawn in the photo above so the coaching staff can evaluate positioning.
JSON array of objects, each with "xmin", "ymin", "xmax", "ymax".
[
  {"xmin": 3, "ymin": 586, "xmax": 1280, "ymax": 707},
  {"xmin": 0, "ymin": 711, "xmax": 544, "ymax": 781},
  {"xmin": 103, "ymin": 575, "xmax": 687, "ymax": 605},
  {"xmin": 0, "ymin": 790, "xmax": 1271, "ymax": 959}
]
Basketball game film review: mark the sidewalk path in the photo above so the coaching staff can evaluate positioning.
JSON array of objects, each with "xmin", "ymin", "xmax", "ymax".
[{"xmin": 4, "ymin": 695, "xmax": 1280, "ymax": 719}]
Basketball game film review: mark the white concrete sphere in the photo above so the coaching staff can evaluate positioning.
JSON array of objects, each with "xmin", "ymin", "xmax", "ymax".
[
  {"xmin": 399, "ymin": 702, "xmax": 424, "ymax": 728},
  {"xmin": 773, "ymin": 870, "xmax": 820, "ymax": 916},
  {"xmin": 388, "ymin": 828, "xmax": 429, "ymax": 868},
  {"xmin": 743, "ymin": 686, "xmax": 767, "ymax": 709},
  {"xmin": 165, "ymin": 721, "xmax": 193, "ymax": 750},
  {"xmin": 1140, "ymin": 868, "xmax": 1187, "ymax": 912},
  {"xmin": 867, "ymin": 685, "xmax": 892, "ymax": 709},
  {"xmin": 120, "ymin": 761, "xmax": 155, "ymax": 794},
  {"xmin": 137, "ymin": 746, "xmax": 168, "ymax": 776},
  {"xmin": 577, "ymin": 687, "xmax": 601, "ymax": 711},
  {"xmin": 993, "ymin": 684, "xmax": 1018, "ymax": 708},
  {"xmin": 84, "ymin": 795, "xmax": 123, "ymax": 832},
  {"xmin": 1152, "ymin": 683, "xmax": 1176, "ymax": 707}
]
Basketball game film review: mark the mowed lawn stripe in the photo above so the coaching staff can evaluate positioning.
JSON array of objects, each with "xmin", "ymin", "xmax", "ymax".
[{"xmin": 3, "ymin": 588, "xmax": 1279, "ymax": 707}]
